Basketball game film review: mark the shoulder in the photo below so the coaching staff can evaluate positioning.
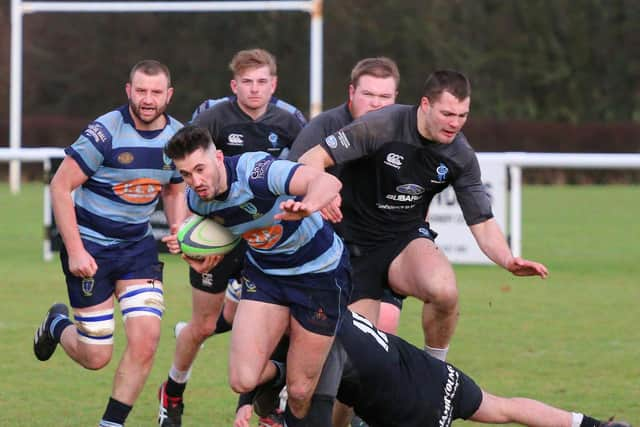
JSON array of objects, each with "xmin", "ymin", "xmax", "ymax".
[
  {"xmin": 165, "ymin": 115, "xmax": 184, "ymax": 132},
  {"xmin": 191, "ymin": 98, "xmax": 235, "ymax": 126},
  {"xmin": 270, "ymin": 97, "xmax": 307, "ymax": 126},
  {"xmin": 190, "ymin": 97, "xmax": 233, "ymax": 121}
]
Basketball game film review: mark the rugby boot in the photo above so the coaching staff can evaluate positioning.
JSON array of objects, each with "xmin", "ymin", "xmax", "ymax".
[
  {"xmin": 33, "ymin": 303, "xmax": 69, "ymax": 361},
  {"xmin": 158, "ymin": 381, "xmax": 184, "ymax": 427}
]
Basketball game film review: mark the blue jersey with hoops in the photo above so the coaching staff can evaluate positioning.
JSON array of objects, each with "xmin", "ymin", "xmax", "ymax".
[
  {"xmin": 186, "ymin": 152, "xmax": 344, "ymax": 276},
  {"xmin": 64, "ymin": 105, "xmax": 183, "ymax": 246}
]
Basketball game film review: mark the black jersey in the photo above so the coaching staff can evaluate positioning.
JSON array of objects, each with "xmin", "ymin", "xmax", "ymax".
[
  {"xmin": 320, "ymin": 104, "xmax": 493, "ymax": 248},
  {"xmin": 334, "ymin": 311, "xmax": 482, "ymax": 427},
  {"xmin": 192, "ymin": 98, "xmax": 305, "ymax": 158},
  {"xmin": 288, "ymin": 103, "xmax": 353, "ymax": 161}
]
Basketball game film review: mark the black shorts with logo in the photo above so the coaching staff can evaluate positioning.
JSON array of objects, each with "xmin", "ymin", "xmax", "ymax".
[
  {"xmin": 348, "ymin": 222, "xmax": 436, "ymax": 303},
  {"xmin": 189, "ymin": 240, "xmax": 248, "ymax": 294}
]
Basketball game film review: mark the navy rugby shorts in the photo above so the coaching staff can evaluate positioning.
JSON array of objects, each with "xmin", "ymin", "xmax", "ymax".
[
  {"xmin": 240, "ymin": 249, "xmax": 352, "ymax": 336},
  {"xmin": 60, "ymin": 235, "xmax": 163, "ymax": 309}
]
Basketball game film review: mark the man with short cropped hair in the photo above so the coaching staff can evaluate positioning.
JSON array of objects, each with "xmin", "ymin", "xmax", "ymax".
[
  {"xmin": 33, "ymin": 59, "xmax": 186, "ymax": 427},
  {"xmin": 157, "ymin": 48, "xmax": 305, "ymax": 427}
]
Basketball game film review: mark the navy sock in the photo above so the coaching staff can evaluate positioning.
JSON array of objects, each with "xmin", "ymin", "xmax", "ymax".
[
  {"xmin": 49, "ymin": 315, "xmax": 73, "ymax": 342},
  {"xmin": 581, "ymin": 415, "xmax": 604, "ymax": 427},
  {"xmin": 100, "ymin": 397, "xmax": 131, "ymax": 426},
  {"xmin": 166, "ymin": 377, "xmax": 186, "ymax": 398}
]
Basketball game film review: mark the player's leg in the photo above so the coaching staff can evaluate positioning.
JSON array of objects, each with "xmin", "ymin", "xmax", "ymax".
[
  {"xmin": 376, "ymin": 289, "xmax": 404, "ymax": 334},
  {"xmin": 388, "ymin": 236, "xmax": 458, "ymax": 360},
  {"xmin": 112, "ymin": 277, "xmax": 164, "ymax": 402},
  {"xmin": 35, "ymin": 245, "xmax": 117, "ymax": 369},
  {"xmin": 229, "ymin": 299, "xmax": 290, "ymax": 393},
  {"xmin": 469, "ymin": 390, "xmax": 629, "ymax": 427}
]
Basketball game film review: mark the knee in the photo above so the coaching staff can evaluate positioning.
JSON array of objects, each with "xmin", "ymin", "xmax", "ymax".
[
  {"xmin": 430, "ymin": 281, "xmax": 459, "ymax": 308},
  {"xmin": 229, "ymin": 368, "xmax": 259, "ymax": 394},
  {"xmin": 192, "ymin": 316, "xmax": 218, "ymax": 340},
  {"xmin": 286, "ymin": 381, "xmax": 314, "ymax": 405},
  {"xmin": 81, "ymin": 347, "xmax": 112, "ymax": 370}
]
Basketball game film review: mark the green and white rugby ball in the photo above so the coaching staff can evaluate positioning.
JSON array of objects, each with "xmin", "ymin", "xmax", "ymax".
[{"xmin": 177, "ymin": 215, "xmax": 240, "ymax": 258}]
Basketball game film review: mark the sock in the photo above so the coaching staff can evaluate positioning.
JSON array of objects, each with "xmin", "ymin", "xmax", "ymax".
[
  {"xmin": 166, "ymin": 376, "xmax": 187, "ymax": 398},
  {"xmin": 271, "ymin": 360, "xmax": 286, "ymax": 389},
  {"xmin": 100, "ymin": 397, "xmax": 131, "ymax": 427},
  {"xmin": 213, "ymin": 312, "xmax": 232, "ymax": 334},
  {"xmin": 576, "ymin": 413, "xmax": 603, "ymax": 427},
  {"xmin": 49, "ymin": 315, "xmax": 73, "ymax": 342},
  {"xmin": 284, "ymin": 405, "xmax": 304, "ymax": 427},
  {"xmin": 424, "ymin": 345, "xmax": 449, "ymax": 361}
]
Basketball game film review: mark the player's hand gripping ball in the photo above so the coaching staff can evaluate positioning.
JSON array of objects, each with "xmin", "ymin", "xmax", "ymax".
[{"xmin": 177, "ymin": 215, "xmax": 240, "ymax": 258}]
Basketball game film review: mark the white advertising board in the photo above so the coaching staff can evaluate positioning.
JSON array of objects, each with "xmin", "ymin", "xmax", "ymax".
[{"xmin": 426, "ymin": 156, "xmax": 508, "ymax": 264}]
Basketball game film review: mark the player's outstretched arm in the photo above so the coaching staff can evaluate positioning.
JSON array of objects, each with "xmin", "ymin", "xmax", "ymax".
[
  {"xmin": 275, "ymin": 165, "xmax": 342, "ymax": 221},
  {"xmin": 469, "ymin": 218, "xmax": 548, "ymax": 278}
]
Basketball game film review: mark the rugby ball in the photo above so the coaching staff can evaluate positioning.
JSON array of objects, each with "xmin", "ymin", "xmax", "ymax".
[{"xmin": 177, "ymin": 215, "xmax": 241, "ymax": 257}]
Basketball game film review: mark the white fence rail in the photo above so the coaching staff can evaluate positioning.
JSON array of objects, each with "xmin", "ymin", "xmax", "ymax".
[{"xmin": 1, "ymin": 148, "xmax": 640, "ymax": 262}]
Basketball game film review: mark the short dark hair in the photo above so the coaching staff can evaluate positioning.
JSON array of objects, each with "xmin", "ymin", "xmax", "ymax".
[
  {"xmin": 129, "ymin": 59, "xmax": 172, "ymax": 86},
  {"xmin": 350, "ymin": 57, "xmax": 400, "ymax": 89},
  {"xmin": 422, "ymin": 70, "xmax": 471, "ymax": 102},
  {"xmin": 164, "ymin": 125, "xmax": 215, "ymax": 160}
]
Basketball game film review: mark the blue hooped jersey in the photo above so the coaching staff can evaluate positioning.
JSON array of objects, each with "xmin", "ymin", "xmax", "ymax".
[
  {"xmin": 186, "ymin": 152, "xmax": 344, "ymax": 276},
  {"xmin": 65, "ymin": 105, "xmax": 183, "ymax": 246}
]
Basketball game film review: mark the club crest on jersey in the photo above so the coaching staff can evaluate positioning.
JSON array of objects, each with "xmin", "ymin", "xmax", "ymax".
[
  {"xmin": 81, "ymin": 277, "xmax": 95, "ymax": 297},
  {"xmin": 162, "ymin": 152, "xmax": 173, "ymax": 170},
  {"xmin": 117, "ymin": 151, "xmax": 134, "ymax": 165},
  {"xmin": 239, "ymin": 202, "xmax": 262, "ymax": 219},
  {"xmin": 268, "ymin": 132, "xmax": 279, "ymax": 147},
  {"xmin": 325, "ymin": 135, "xmax": 338, "ymax": 149},
  {"xmin": 242, "ymin": 276, "xmax": 257, "ymax": 293},
  {"xmin": 431, "ymin": 163, "xmax": 449, "ymax": 184}
]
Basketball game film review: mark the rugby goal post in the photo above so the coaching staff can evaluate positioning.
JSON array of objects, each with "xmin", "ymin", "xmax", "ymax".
[{"xmin": 9, "ymin": 0, "xmax": 324, "ymax": 194}]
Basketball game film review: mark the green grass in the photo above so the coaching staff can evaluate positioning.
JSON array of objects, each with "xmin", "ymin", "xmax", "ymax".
[{"xmin": 1, "ymin": 183, "xmax": 638, "ymax": 426}]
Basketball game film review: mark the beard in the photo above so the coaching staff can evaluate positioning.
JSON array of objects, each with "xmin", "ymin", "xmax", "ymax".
[{"xmin": 128, "ymin": 99, "xmax": 168, "ymax": 125}]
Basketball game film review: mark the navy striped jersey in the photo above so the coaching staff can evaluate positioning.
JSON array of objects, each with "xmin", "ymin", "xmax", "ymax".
[
  {"xmin": 64, "ymin": 105, "xmax": 183, "ymax": 246},
  {"xmin": 319, "ymin": 104, "xmax": 492, "ymax": 248},
  {"xmin": 191, "ymin": 96, "xmax": 306, "ymax": 159},
  {"xmin": 186, "ymin": 152, "xmax": 344, "ymax": 276}
]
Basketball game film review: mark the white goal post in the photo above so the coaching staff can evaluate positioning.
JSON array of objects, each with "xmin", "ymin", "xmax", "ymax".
[{"xmin": 9, "ymin": 0, "xmax": 324, "ymax": 194}]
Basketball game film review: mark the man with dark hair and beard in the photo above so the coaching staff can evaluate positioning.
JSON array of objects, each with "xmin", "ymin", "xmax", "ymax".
[{"xmin": 32, "ymin": 60, "xmax": 187, "ymax": 427}]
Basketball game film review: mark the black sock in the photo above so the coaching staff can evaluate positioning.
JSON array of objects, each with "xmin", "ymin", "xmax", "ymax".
[
  {"xmin": 166, "ymin": 377, "xmax": 187, "ymax": 398},
  {"xmin": 271, "ymin": 360, "xmax": 285, "ymax": 389},
  {"xmin": 213, "ymin": 312, "xmax": 232, "ymax": 334},
  {"xmin": 284, "ymin": 405, "xmax": 304, "ymax": 427},
  {"xmin": 100, "ymin": 397, "xmax": 132, "ymax": 426},
  {"xmin": 581, "ymin": 415, "xmax": 603, "ymax": 427}
]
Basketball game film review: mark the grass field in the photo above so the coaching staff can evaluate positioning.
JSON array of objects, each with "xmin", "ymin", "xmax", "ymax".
[{"xmin": 1, "ymin": 183, "xmax": 638, "ymax": 426}]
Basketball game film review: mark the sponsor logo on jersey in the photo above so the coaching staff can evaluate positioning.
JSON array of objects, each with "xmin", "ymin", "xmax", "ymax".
[
  {"xmin": 384, "ymin": 153, "xmax": 404, "ymax": 169},
  {"xmin": 250, "ymin": 158, "xmax": 273, "ymax": 180},
  {"xmin": 227, "ymin": 133, "xmax": 244, "ymax": 146},
  {"xmin": 396, "ymin": 183, "xmax": 425, "ymax": 195},
  {"xmin": 112, "ymin": 178, "xmax": 162, "ymax": 204},
  {"xmin": 325, "ymin": 135, "xmax": 338, "ymax": 149},
  {"xmin": 376, "ymin": 203, "xmax": 415, "ymax": 210},
  {"xmin": 431, "ymin": 162, "xmax": 449, "ymax": 184},
  {"xmin": 243, "ymin": 224, "xmax": 284, "ymax": 250},
  {"xmin": 117, "ymin": 152, "xmax": 134, "ymax": 165},
  {"xmin": 268, "ymin": 132, "xmax": 279, "ymax": 146},
  {"xmin": 81, "ymin": 277, "xmax": 95, "ymax": 297},
  {"xmin": 385, "ymin": 193, "xmax": 422, "ymax": 202},
  {"xmin": 83, "ymin": 122, "xmax": 111, "ymax": 144},
  {"xmin": 438, "ymin": 365, "xmax": 460, "ymax": 427},
  {"xmin": 336, "ymin": 131, "xmax": 350, "ymax": 148}
]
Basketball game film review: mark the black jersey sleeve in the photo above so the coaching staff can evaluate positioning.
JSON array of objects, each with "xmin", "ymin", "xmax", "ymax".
[
  {"xmin": 451, "ymin": 151, "xmax": 494, "ymax": 226},
  {"xmin": 288, "ymin": 117, "xmax": 333, "ymax": 161}
]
